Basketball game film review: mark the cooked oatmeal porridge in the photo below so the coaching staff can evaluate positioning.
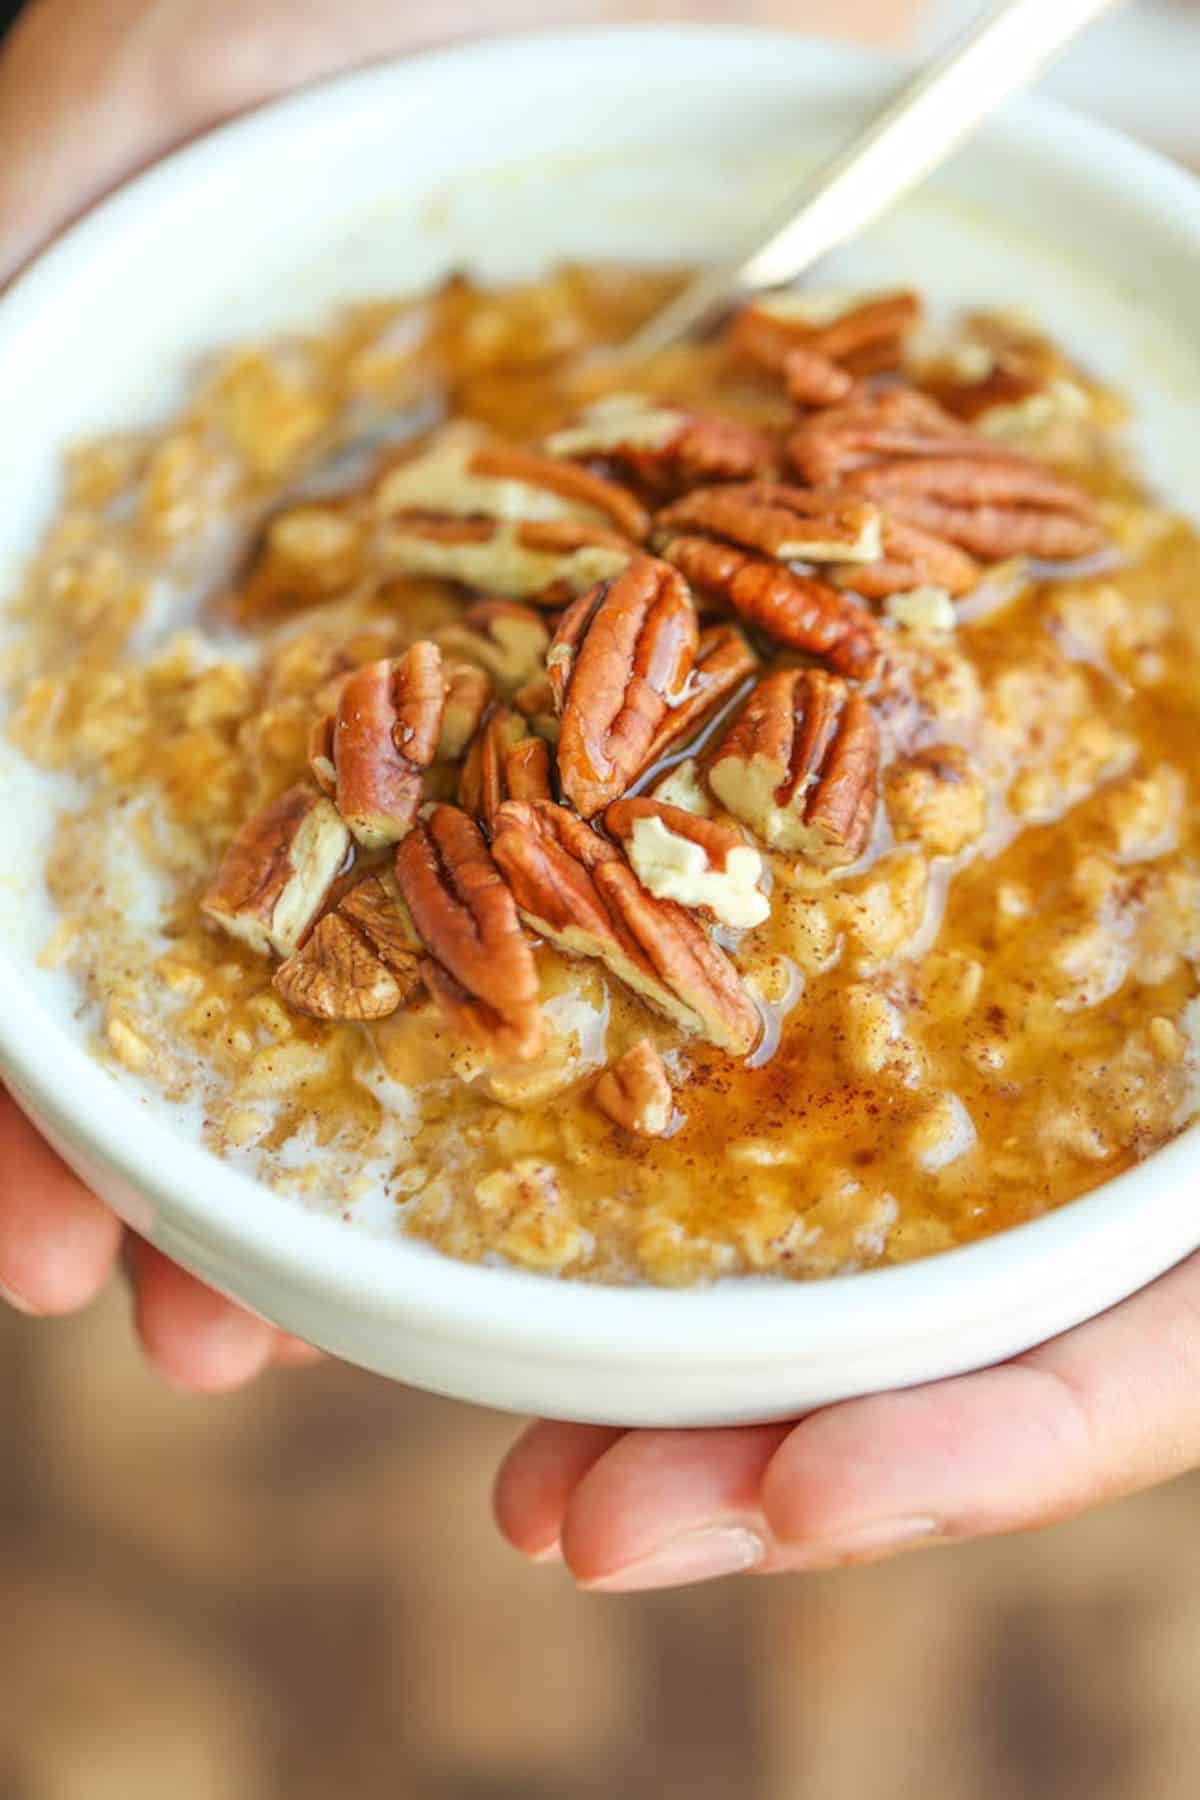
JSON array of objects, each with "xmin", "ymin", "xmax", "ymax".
[{"xmin": 5, "ymin": 267, "xmax": 1198, "ymax": 1283}]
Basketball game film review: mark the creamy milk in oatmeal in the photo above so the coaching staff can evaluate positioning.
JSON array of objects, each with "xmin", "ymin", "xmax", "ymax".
[{"xmin": 5, "ymin": 269, "xmax": 1198, "ymax": 1283}]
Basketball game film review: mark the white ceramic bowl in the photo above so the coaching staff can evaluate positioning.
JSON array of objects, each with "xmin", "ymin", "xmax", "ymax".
[{"xmin": 1, "ymin": 26, "xmax": 1199, "ymax": 1428}]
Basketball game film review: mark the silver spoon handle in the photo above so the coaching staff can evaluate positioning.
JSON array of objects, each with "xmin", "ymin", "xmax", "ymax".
[{"xmin": 625, "ymin": 0, "xmax": 1124, "ymax": 360}]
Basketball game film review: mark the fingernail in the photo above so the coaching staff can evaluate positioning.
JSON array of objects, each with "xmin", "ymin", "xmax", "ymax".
[
  {"xmin": 530, "ymin": 1540, "xmax": 563, "ymax": 1565},
  {"xmin": 788, "ymin": 1516, "xmax": 942, "ymax": 1568},
  {"xmin": 0, "ymin": 1278, "xmax": 35, "ymax": 1316},
  {"xmin": 580, "ymin": 1525, "xmax": 766, "ymax": 1593}
]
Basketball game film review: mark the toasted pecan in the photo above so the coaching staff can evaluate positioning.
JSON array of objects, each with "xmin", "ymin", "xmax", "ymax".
[
  {"xmin": 786, "ymin": 385, "xmax": 1105, "ymax": 562},
  {"xmin": 310, "ymin": 643, "xmax": 445, "ymax": 848},
  {"xmin": 843, "ymin": 456, "xmax": 1105, "ymax": 560},
  {"xmin": 831, "ymin": 517, "xmax": 979, "ymax": 601},
  {"xmin": 376, "ymin": 431, "xmax": 648, "ymax": 538},
  {"xmin": 394, "ymin": 804, "xmax": 543, "ymax": 1060},
  {"xmin": 641, "ymin": 623, "xmax": 758, "ymax": 766},
  {"xmin": 709, "ymin": 668, "xmax": 880, "ymax": 865},
  {"xmin": 273, "ymin": 873, "xmax": 423, "ymax": 1022},
  {"xmin": 546, "ymin": 394, "xmax": 773, "ymax": 499},
  {"xmin": 656, "ymin": 481, "xmax": 883, "ymax": 565},
  {"xmin": 202, "ymin": 785, "xmax": 351, "ymax": 959},
  {"xmin": 437, "ymin": 659, "xmax": 493, "ymax": 760},
  {"xmin": 492, "ymin": 800, "xmax": 760, "ymax": 1055},
  {"xmin": 378, "ymin": 512, "xmax": 634, "ymax": 602},
  {"xmin": 551, "ymin": 556, "xmax": 700, "ymax": 818},
  {"xmin": 729, "ymin": 290, "xmax": 921, "ymax": 382},
  {"xmin": 659, "ymin": 535, "xmax": 881, "ymax": 680}
]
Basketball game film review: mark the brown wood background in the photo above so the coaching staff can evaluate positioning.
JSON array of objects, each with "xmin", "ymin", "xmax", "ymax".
[{"xmin": 2, "ymin": 1288, "xmax": 1199, "ymax": 1798}]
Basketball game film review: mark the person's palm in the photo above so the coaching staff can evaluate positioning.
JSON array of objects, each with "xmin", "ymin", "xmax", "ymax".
[{"xmin": 6, "ymin": 0, "xmax": 1199, "ymax": 1594}]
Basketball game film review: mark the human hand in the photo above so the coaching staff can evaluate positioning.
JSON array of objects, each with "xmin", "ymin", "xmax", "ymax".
[{"xmin": 494, "ymin": 1250, "xmax": 1200, "ymax": 1588}]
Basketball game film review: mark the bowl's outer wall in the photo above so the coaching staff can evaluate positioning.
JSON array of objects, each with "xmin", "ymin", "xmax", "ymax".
[{"xmin": 1, "ymin": 27, "xmax": 1199, "ymax": 1424}]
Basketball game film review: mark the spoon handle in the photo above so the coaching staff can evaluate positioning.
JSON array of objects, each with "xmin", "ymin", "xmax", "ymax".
[{"xmin": 625, "ymin": 0, "xmax": 1125, "ymax": 359}]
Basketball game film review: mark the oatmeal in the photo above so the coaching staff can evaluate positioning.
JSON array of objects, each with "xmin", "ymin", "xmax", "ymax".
[{"xmin": 5, "ymin": 268, "xmax": 1198, "ymax": 1283}]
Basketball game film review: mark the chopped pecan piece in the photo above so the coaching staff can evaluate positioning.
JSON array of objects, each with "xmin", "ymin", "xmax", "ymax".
[
  {"xmin": 830, "ymin": 518, "xmax": 979, "ymax": 601},
  {"xmin": 436, "ymin": 600, "xmax": 551, "ymax": 692},
  {"xmin": 394, "ymin": 804, "xmax": 543, "ymax": 1061},
  {"xmin": 709, "ymin": 669, "xmax": 880, "ymax": 865},
  {"xmin": 660, "ymin": 536, "xmax": 881, "ymax": 680},
  {"xmin": 551, "ymin": 556, "xmax": 699, "ymax": 818},
  {"xmin": 492, "ymin": 800, "xmax": 760, "ymax": 1055},
  {"xmin": 730, "ymin": 290, "xmax": 921, "ymax": 380},
  {"xmin": 641, "ymin": 624, "xmax": 758, "ymax": 765},
  {"xmin": 202, "ymin": 785, "xmax": 350, "ymax": 958},
  {"xmin": 656, "ymin": 481, "xmax": 883, "ymax": 564},
  {"xmin": 460, "ymin": 707, "xmax": 553, "ymax": 832},
  {"xmin": 273, "ymin": 873, "xmax": 424, "ymax": 1021},
  {"xmin": 593, "ymin": 1040, "xmax": 674, "ymax": 1137},
  {"xmin": 378, "ymin": 512, "xmax": 634, "ymax": 602},
  {"xmin": 605, "ymin": 797, "xmax": 769, "ymax": 929},
  {"xmin": 310, "ymin": 642, "xmax": 445, "ymax": 848},
  {"xmin": 375, "ymin": 430, "xmax": 648, "ymax": 539},
  {"xmin": 437, "ymin": 659, "xmax": 492, "ymax": 760},
  {"xmin": 545, "ymin": 393, "xmax": 773, "ymax": 498}
]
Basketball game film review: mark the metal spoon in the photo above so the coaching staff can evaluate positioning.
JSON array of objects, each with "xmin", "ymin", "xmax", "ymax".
[{"xmin": 623, "ymin": 0, "xmax": 1125, "ymax": 361}]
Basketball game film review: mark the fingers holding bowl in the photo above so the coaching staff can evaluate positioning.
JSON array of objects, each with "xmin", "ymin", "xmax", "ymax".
[
  {"xmin": 0, "ymin": 1086, "xmax": 123, "ymax": 1314},
  {"xmin": 496, "ymin": 1252, "xmax": 1200, "ymax": 1592}
]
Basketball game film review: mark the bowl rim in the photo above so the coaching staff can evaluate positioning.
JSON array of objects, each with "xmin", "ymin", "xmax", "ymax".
[{"xmin": 1, "ymin": 20, "xmax": 1198, "ymax": 1361}]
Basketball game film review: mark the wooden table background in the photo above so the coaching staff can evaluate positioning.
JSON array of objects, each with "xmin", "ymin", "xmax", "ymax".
[{"xmin": 3, "ymin": 1287, "xmax": 1199, "ymax": 1799}]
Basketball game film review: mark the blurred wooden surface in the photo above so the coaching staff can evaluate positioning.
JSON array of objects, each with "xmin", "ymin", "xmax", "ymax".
[{"xmin": 2, "ymin": 1289, "xmax": 1200, "ymax": 1799}]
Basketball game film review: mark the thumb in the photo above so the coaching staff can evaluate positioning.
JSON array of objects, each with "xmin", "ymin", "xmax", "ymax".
[{"xmin": 760, "ymin": 1250, "xmax": 1200, "ymax": 1568}]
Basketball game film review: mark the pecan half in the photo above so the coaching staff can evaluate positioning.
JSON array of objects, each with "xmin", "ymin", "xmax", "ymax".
[
  {"xmin": 376, "ymin": 430, "xmax": 649, "ymax": 539},
  {"xmin": 436, "ymin": 599, "xmax": 551, "ymax": 691},
  {"xmin": 593, "ymin": 1040, "xmax": 674, "ymax": 1137},
  {"xmin": 545, "ymin": 394, "xmax": 773, "ymax": 498},
  {"xmin": 310, "ymin": 642, "xmax": 445, "ymax": 848},
  {"xmin": 605, "ymin": 797, "xmax": 769, "ymax": 929},
  {"xmin": 786, "ymin": 387, "xmax": 990, "ymax": 486},
  {"xmin": 730, "ymin": 290, "xmax": 921, "ymax": 380},
  {"xmin": 202, "ymin": 785, "xmax": 350, "ymax": 958},
  {"xmin": 551, "ymin": 556, "xmax": 699, "ymax": 818},
  {"xmin": 656, "ymin": 481, "xmax": 883, "ymax": 564},
  {"xmin": 394, "ymin": 804, "xmax": 543, "ymax": 1060},
  {"xmin": 709, "ymin": 669, "xmax": 880, "ymax": 865},
  {"xmin": 492, "ymin": 800, "xmax": 760, "ymax": 1055},
  {"xmin": 377, "ymin": 512, "xmax": 635, "ymax": 604},
  {"xmin": 786, "ymin": 386, "xmax": 1105, "ymax": 561},
  {"xmin": 659, "ymin": 536, "xmax": 881, "ymax": 680},
  {"xmin": 437, "ymin": 659, "xmax": 493, "ymax": 761},
  {"xmin": 830, "ymin": 518, "xmax": 979, "ymax": 601},
  {"xmin": 641, "ymin": 623, "xmax": 758, "ymax": 766},
  {"xmin": 273, "ymin": 873, "xmax": 424, "ymax": 1021},
  {"xmin": 843, "ymin": 456, "xmax": 1105, "ymax": 561},
  {"xmin": 460, "ymin": 707, "xmax": 553, "ymax": 832}
]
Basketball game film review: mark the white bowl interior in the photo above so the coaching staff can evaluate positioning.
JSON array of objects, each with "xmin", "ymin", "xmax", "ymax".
[{"xmin": 0, "ymin": 27, "xmax": 1198, "ymax": 1422}]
